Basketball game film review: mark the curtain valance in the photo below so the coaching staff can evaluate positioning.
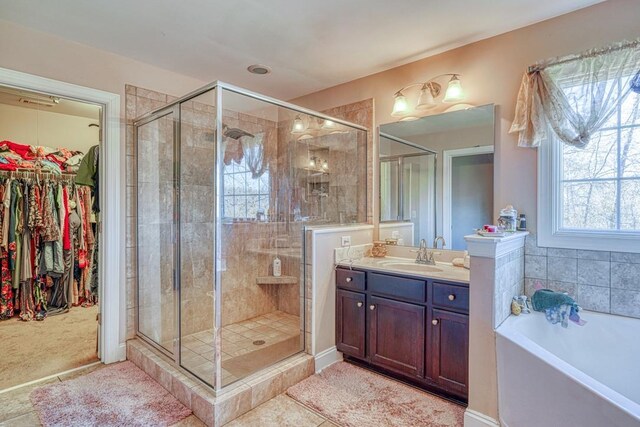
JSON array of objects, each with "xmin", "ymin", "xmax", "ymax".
[{"xmin": 510, "ymin": 39, "xmax": 640, "ymax": 148}]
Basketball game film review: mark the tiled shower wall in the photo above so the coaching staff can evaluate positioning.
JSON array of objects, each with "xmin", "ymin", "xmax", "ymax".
[
  {"xmin": 126, "ymin": 85, "xmax": 292, "ymax": 337},
  {"xmin": 321, "ymin": 99, "xmax": 374, "ymax": 224},
  {"xmin": 126, "ymin": 87, "xmax": 374, "ymax": 342},
  {"xmin": 125, "ymin": 85, "xmax": 172, "ymax": 339},
  {"xmin": 524, "ymin": 234, "xmax": 640, "ymax": 319}
]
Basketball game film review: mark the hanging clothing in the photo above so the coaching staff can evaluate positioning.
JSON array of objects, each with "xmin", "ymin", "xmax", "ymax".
[
  {"xmin": 0, "ymin": 255, "xmax": 13, "ymax": 319},
  {"xmin": 0, "ymin": 150, "xmax": 98, "ymax": 321},
  {"xmin": 67, "ymin": 209, "xmax": 81, "ymax": 306},
  {"xmin": 75, "ymin": 145, "xmax": 98, "ymax": 187}
]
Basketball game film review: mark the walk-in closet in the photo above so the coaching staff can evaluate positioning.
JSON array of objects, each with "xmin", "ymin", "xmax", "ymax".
[{"xmin": 0, "ymin": 85, "xmax": 102, "ymax": 390}]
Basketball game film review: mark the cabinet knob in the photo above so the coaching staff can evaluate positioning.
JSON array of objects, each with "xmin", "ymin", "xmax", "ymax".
[
  {"xmin": 369, "ymin": 305, "xmax": 376, "ymax": 311},
  {"xmin": 448, "ymin": 294, "xmax": 456, "ymax": 301},
  {"xmin": 357, "ymin": 302, "xmax": 363, "ymax": 308},
  {"xmin": 432, "ymin": 319, "xmax": 439, "ymax": 325},
  {"xmin": 346, "ymin": 277, "xmax": 353, "ymax": 283}
]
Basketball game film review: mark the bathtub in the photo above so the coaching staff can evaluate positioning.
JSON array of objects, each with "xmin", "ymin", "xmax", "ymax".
[{"xmin": 496, "ymin": 310, "xmax": 640, "ymax": 427}]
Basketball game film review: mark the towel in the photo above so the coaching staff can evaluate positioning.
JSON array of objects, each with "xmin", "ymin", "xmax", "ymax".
[
  {"xmin": 452, "ymin": 257, "xmax": 465, "ymax": 267},
  {"xmin": 532, "ymin": 289, "xmax": 585, "ymax": 328},
  {"xmin": 531, "ymin": 289, "xmax": 576, "ymax": 311}
]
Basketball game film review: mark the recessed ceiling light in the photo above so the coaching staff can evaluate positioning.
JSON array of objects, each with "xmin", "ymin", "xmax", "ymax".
[{"xmin": 247, "ymin": 64, "xmax": 272, "ymax": 75}]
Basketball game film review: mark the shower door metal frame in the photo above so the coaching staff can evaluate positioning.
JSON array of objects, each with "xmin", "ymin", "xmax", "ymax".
[
  {"xmin": 133, "ymin": 104, "xmax": 182, "ymax": 362},
  {"xmin": 134, "ymin": 81, "xmax": 368, "ymax": 133},
  {"xmin": 378, "ymin": 132, "xmax": 437, "ymax": 224},
  {"xmin": 134, "ymin": 81, "xmax": 368, "ymax": 391}
]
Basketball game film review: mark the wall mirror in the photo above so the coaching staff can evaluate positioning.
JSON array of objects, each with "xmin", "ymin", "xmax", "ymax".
[{"xmin": 378, "ymin": 104, "xmax": 495, "ymax": 250}]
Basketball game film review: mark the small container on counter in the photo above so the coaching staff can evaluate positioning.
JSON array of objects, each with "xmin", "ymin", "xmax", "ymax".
[
  {"xmin": 517, "ymin": 214, "xmax": 527, "ymax": 231},
  {"xmin": 498, "ymin": 205, "xmax": 518, "ymax": 232},
  {"xmin": 371, "ymin": 241, "xmax": 388, "ymax": 258}
]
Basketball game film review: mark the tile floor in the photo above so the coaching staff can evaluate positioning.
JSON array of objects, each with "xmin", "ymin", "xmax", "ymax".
[
  {"xmin": 180, "ymin": 311, "xmax": 302, "ymax": 386},
  {"xmin": 0, "ymin": 363, "xmax": 334, "ymax": 427},
  {"xmin": 0, "ymin": 363, "xmax": 201, "ymax": 427}
]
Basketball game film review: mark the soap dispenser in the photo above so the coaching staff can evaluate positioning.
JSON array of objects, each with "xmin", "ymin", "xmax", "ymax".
[{"xmin": 273, "ymin": 256, "xmax": 282, "ymax": 277}]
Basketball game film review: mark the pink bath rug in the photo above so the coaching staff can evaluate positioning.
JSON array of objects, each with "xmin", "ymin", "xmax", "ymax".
[
  {"xmin": 30, "ymin": 361, "xmax": 192, "ymax": 427},
  {"xmin": 287, "ymin": 361, "xmax": 464, "ymax": 427}
]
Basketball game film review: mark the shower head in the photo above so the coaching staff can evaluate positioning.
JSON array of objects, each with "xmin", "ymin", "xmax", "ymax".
[{"xmin": 223, "ymin": 125, "xmax": 254, "ymax": 140}]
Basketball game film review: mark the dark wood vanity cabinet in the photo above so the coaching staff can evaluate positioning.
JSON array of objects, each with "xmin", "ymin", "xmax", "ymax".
[
  {"xmin": 430, "ymin": 308, "xmax": 469, "ymax": 398},
  {"xmin": 336, "ymin": 289, "xmax": 366, "ymax": 358},
  {"xmin": 335, "ymin": 267, "xmax": 469, "ymax": 402},
  {"xmin": 368, "ymin": 296, "xmax": 425, "ymax": 377}
]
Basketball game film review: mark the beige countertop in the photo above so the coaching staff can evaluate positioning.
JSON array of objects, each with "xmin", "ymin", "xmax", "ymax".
[{"xmin": 336, "ymin": 256, "xmax": 470, "ymax": 284}]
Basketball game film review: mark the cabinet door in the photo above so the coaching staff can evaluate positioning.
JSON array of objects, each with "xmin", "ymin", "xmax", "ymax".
[
  {"xmin": 368, "ymin": 296, "xmax": 425, "ymax": 377},
  {"xmin": 429, "ymin": 308, "xmax": 469, "ymax": 398},
  {"xmin": 336, "ymin": 289, "xmax": 366, "ymax": 358}
]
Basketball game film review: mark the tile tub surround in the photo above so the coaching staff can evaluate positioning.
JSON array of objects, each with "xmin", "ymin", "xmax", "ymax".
[
  {"xmin": 127, "ymin": 339, "xmax": 315, "ymax": 426},
  {"xmin": 524, "ymin": 234, "xmax": 640, "ymax": 318},
  {"xmin": 494, "ymin": 248, "xmax": 525, "ymax": 328}
]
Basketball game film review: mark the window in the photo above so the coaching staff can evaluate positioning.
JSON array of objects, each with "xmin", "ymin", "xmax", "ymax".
[
  {"xmin": 222, "ymin": 158, "xmax": 270, "ymax": 220},
  {"xmin": 539, "ymin": 78, "xmax": 640, "ymax": 251}
]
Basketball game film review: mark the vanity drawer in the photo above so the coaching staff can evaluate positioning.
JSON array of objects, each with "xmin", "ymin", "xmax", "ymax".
[
  {"xmin": 432, "ymin": 282, "xmax": 469, "ymax": 313},
  {"xmin": 336, "ymin": 268, "xmax": 366, "ymax": 291},
  {"xmin": 368, "ymin": 272, "xmax": 426, "ymax": 303}
]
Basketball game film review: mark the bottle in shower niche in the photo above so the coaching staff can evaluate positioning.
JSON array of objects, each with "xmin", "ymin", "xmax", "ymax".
[{"xmin": 273, "ymin": 256, "xmax": 282, "ymax": 277}]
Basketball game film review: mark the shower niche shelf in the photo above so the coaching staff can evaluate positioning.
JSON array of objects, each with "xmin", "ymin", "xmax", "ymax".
[{"xmin": 255, "ymin": 276, "xmax": 298, "ymax": 285}]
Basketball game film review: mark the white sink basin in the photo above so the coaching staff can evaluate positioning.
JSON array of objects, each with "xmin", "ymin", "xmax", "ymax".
[{"xmin": 380, "ymin": 262, "xmax": 443, "ymax": 273}]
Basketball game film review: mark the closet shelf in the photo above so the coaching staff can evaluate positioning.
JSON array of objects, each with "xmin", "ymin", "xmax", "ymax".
[{"xmin": 255, "ymin": 276, "xmax": 298, "ymax": 285}]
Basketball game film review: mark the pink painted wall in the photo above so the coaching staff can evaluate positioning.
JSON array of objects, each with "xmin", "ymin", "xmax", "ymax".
[
  {"xmin": 291, "ymin": 0, "xmax": 640, "ymax": 231},
  {"xmin": 0, "ymin": 19, "xmax": 206, "ymax": 350}
]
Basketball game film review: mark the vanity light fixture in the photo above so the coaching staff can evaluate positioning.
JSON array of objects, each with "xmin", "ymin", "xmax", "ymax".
[
  {"xmin": 321, "ymin": 159, "xmax": 329, "ymax": 170},
  {"xmin": 391, "ymin": 74, "xmax": 464, "ymax": 118},
  {"xmin": 321, "ymin": 119, "xmax": 336, "ymax": 130},
  {"xmin": 309, "ymin": 156, "xmax": 317, "ymax": 168},
  {"xmin": 291, "ymin": 115, "xmax": 306, "ymax": 134},
  {"xmin": 442, "ymin": 75, "xmax": 464, "ymax": 103},
  {"xmin": 391, "ymin": 93, "xmax": 409, "ymax": 117}
]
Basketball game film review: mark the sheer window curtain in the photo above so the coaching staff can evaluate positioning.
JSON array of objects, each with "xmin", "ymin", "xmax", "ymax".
[
  {"xmin": 510, "ymin": 39, "xmax": 640, "ymax": 148},
  {"xmin": 240, "ymin": 132, "xmax": 267, "ymax": 178}
]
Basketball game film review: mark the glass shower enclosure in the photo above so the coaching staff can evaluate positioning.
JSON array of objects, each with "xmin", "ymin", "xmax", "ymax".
[{"xmin": 134, "ymin": 82, "xmax": 367, "ymax": 391}]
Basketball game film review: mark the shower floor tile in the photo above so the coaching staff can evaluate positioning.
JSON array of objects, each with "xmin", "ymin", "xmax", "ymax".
[{"xmin": 180, "ymin": 310, "xmax": 302, "ymax": 387}]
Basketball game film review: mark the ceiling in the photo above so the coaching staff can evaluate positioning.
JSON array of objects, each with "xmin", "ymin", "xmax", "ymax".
[
  {"xmin": 0, "ymin": 0, "xmax": 603, "ymax": 100},
  {"xmin": 0, "ymin": 86, "xmax": 101, "ymax": 119}
]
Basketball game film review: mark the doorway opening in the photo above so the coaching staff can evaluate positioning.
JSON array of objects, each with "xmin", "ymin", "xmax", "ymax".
[
  {"xmin": 443, "ymin": 145, "xmax": 494, "ymax": 250},
  {"xmin": 0, "ymin": 83, "xmax": 103, "ymax": 391}
]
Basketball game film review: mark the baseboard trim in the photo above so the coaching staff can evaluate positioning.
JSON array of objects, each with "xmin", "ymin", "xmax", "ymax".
[
  {"xmin": 464, "ymin": 409, "xmax": 500, "ymax": 427},
  {"xmin": 116, "ymin": 343, "xmax": 127, "ymax": 362},
  {"xmin": 0, "ymin": 361, "xmax": 102, "ymax": 395},
  {"xmin": 314, "ymin": 346, "xmax": 343, "ymax": 373}
]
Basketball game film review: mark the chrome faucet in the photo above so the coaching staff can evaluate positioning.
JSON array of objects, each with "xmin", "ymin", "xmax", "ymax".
[
  {"xmin": 413, "ymin": 239, "xmax": 436, "ymax": 265},
  {"xmin": 433, "ymin": 236, "xmax": 447, "ymax": 249}
]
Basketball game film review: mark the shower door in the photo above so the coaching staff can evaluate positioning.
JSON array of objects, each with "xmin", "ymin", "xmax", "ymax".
[{"xmin": 136, "ymin": 108, "xmax": 178, "ymax": 355}]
